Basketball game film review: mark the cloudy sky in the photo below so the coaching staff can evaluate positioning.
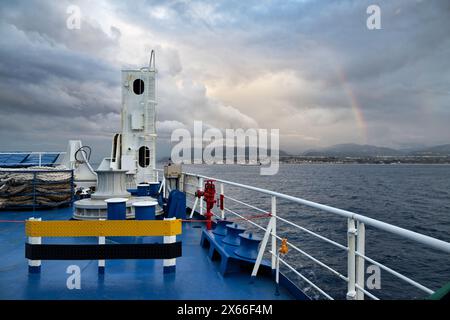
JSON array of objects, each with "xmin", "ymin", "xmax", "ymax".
[{"xmin": 0, "ymin": 0, "xmax": 449, "ymax": 160}]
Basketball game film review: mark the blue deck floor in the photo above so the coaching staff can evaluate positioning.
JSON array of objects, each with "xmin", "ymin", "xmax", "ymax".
[{"xmin": 0, "ymin": 207, "xmax": 296, "ymax": 300}]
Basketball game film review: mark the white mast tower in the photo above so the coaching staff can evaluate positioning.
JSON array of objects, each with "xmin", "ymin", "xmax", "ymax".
[{"xmin": 110, "ymin": 50, "xmax": 157, "ymax": 187}]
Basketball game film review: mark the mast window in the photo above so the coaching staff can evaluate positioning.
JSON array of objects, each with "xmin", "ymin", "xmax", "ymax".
[
  {"xmin": 133, "ymin": 79, "xmax": 144, "ymax": 95},
  {"xmin": 138, "ymin": 146, "xmax": 150, "ymax": 168}
]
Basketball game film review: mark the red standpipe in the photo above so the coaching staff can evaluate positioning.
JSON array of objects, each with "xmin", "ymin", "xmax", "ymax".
[{"xmin": 195, "ymin": 179, "xmax": 216, "ymax": 230}]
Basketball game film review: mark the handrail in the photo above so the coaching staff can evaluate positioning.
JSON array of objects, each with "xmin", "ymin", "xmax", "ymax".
[
  {"xmin": 224, "ymin": 193, "xmax": 348, "ymax": 251},
  {"xmin": 232, "ymin": 204, "xmax": 435, "ymax": 298},
  {"xmin": 158, "ymin": 169, "xmax": 450, "ymax": 299},
  {"xmin": 224, "ymin": 196, "xmax": 348, "ymax": 250},
  {"xmin": 0, "ymin": 151, "xmax": 66, "ymax": 167},
  {"xmin": 182, "ymin": 172, "xmax": 450, "ymax": 254},
  {"xmin": 222, "ymin": 206, "xmax": 348, "ymax": 283}
]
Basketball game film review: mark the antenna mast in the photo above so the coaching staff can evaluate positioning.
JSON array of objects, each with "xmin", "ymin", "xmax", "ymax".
[{"xmin": 149, "ymin": 50, "xmax": 155, "ymax": 71}]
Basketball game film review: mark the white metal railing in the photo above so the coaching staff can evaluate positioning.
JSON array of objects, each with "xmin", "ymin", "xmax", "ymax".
[
  {"xmin": 0, "ymin": 152, "xmax": 65, "ymax": 167},
  {"xmin": 156, "ymin": 169, "xmax": 450, "ymax": 300}
]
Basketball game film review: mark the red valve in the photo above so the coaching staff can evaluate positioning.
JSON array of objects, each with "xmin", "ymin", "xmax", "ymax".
[{"xmin": 195, "ymin": 180, "xmax": 216, "ymax": 230}]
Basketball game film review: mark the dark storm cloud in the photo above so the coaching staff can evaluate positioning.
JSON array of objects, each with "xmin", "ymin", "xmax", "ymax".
[
  {"xmin": 0, "ymin": 0, "xmax": 123, "ymax": 154},
  {"xmin": 1, "ymin": 0, "xmax": 120, "ymax": 56},
  {"xmin": 0, "ymin": 0, "xmax": 121, "ymax": 117},
  {"xmin": 0, "ymin": 26, "xmax": 120, "ymax": 117}
]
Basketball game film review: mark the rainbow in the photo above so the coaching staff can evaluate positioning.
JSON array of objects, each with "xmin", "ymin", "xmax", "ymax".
[{"xmin": 334, "ymin": 64, "xmax": 368, "ymax": 144}]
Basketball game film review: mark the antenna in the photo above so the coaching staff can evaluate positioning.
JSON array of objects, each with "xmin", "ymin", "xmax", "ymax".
[{"xmin": 149, "ymin": 50, "xmax": 155, "ymax": 71}]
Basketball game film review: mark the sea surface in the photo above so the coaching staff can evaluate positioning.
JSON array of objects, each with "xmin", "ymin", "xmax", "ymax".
[{"xmin": 179, "ymin": 163, "xmax": 450, "ymax": 300}]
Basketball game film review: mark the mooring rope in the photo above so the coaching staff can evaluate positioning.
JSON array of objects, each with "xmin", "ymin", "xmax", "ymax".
[
  {"xmin": 0, "ymin": 220, "xmax": 26, "ymax": 223},
  {"xmin": 0, "ymin": 214, "xmax": 272, "ymax": 224},
  {"xmin": 182, "ymin": 213, "xmax": 271, "ymax": 223}
]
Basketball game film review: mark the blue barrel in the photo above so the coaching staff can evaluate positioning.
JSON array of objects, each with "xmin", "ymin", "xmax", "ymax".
[
  {"xmin": 133, "ymin": 201, "xmax": 158, "ymax": 220},
  {"xmin": 148, "ymin": 182, "xmax": 160, "ymax": 197},
  {"xmin": 234, "ymin": 232, "xmax": 262, "ymax": 260},
  {"xmin": 105, "ymin": 198, "xmax": 128, "ymax": 220},
  {"xmin": 222, "ymin": 223, "xmax": 246, "ymax": 246},
  {"xmin": 137, "ymin": 183, "xmax": 150, "ymax": 196},
  {"xmin": 212, "ymin": 219, "xmax": 233, "ymax": 236}
]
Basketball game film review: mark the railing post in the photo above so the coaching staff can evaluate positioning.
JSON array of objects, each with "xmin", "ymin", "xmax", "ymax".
[
  {"xmin": 189, "ymin": 197, "xmax": 198, "ymax": 219},
  {"xmin": 220, "ymin": 183, "xmax": 224, "ymax": 219},
  {"xmin": 163, "ymin": 176, "xmax": 166, "ymax": 198},
  {"xmin": 275, "ymin": 251, "xmax": 281, "ymax": 295},
  {"xmin": 251, "ymin": 217, "xmax": 275, "ymax": 277},
  {"xmin": 28, "ymin": 217, "xmax": 41, "ymax": 273},
  {"xmin": 347, "ymin": 218, "xmax": 357, "ymax": 300},
  {"xmin": 98, "ymin": 235, "xmax": 106, "ymax": 274},
  {"xmin": 38, "ymin": 153, "xmax": 42, "ymax": 167},
  {"xmin": 98, "ymin": 218, "xmax": 106, "ymax": 274},
  {"xmin": 356, "ymin": 221, "xmax": 366, "ymax": 300},
  {"xmin": 158, "ymin": 176, "xmax": 164, "ymax": 194},
  {"xmin": 179, "ymin": 173, "xmax": 184, "ymax": 192},
  {"xmin": 271, "ymin": 196, "xmax": 277, "ymax": 270},
  {"xmin": 70, "ymin": 170, "xmax": 74, "ymax": 206},
  {"xmin": 32, "ymin": 172, "xmax": 37, "ymax": 210},
  {"xmin": 199, "ymin": 177, "xmax": 204, "ymax": 216},
  {"xmin": 163, "ymin": 216, "xmax": 177, "ymax": 274}
]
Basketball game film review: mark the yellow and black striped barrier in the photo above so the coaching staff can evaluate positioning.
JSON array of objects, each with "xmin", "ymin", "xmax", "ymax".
[
  {"xmin": 25, "ymin": 243, "xmax": 182, "ymax": 260},
  {"xmin": 25, "ymin": 219, "xmax": 183, "ymax": 274},
  {"xmin": 25, "ymin": 219, "xmax": 182, "ymax": 237}
]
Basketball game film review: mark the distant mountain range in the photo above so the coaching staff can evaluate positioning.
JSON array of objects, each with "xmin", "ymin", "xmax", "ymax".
[
  {"xmin": 300, "ymin": 143, "xmax": 450, "ymax": 157},
  {"xmin": 156, "ymin": 143, "xmax": 450, "ymax": 163},
  {"xmin": 408, "ymin": 144, "xmax": 450, "ymax": 156},
  {"xmin": 157, "ymin": 146, "xmax": 289, "ymax": 162}
]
